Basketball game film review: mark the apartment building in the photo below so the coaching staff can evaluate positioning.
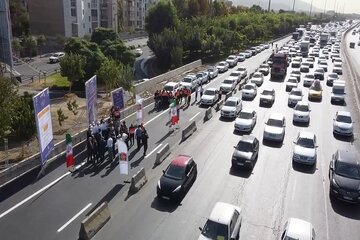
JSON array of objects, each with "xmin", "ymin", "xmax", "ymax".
[
  {"xmin": 122, "ymin": 0, "xmax": 157, "ymax": 30},
  {"xmin": 27, "ymin": 0, "xmax": 118, "ymax": 37}
]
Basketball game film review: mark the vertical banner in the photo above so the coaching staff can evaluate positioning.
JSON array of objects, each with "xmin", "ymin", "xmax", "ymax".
[
  {"xmin": 33, "ymin": 88, "xmax": 54, "ymax": 164},
  {"xmin": 85, "ymin": 75, "xmax": 97, "ymax": 125},
  {"xmin": 117, "ymin": 139, "xmax": 129, "ymax": 175},
  {"xmin": 0, "ymin": 0, "xmax": 14, "ymax": 69},
  {"xmin": 111, "ymin": 87, "xmax": 125, "ymax": 109},
  {"xmin": 65, "ymin": 133, "xmax": 74, "ymax": 172},
  {"xmin": 135, "ymin": 95, "xmax": 143, "ymax": 125}
]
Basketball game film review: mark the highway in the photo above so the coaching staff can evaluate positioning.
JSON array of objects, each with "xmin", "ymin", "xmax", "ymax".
[{"xmin": 0, "ymin": 31, "xmax": 359, "ymax": 240}]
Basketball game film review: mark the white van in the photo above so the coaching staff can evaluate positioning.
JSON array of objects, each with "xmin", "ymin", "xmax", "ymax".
[
  {"xmin": 163, "ymin": 82, "xmax": 181, "ymax": 93},
  {"xmin": 281, "ymin": 218, "xmax": 315, "ymax": 240},
  {"xmin": 331, "ymin": 80, "xmax": 345, "ymax": 103}
]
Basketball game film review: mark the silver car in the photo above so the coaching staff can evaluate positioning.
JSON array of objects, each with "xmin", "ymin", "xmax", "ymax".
[
  {"xmin": 293, "ymin": 101, "xmax": 310, "ymax": 124},
  {"xmin": 234, "ymin": 109, "xmax": 257, "ymax": 133},
  {"xmin": 221, "ymin": 97, "xmax": 242, "ymax": 118},
  {"xmin": 263, "ymin": 113, "xmax": 286, "ymax": 142},
  {"xmin": 292, "ymin": 131, "xmax": 317, "ymax": 165},
  {"xmin": 242, "ymin": 83, "xmax": 257, "ymax": 99},
  {"xmin": 288, "ymin": 88, "xmax": 303, "ymax": 106},
  {"xmin": 333, "ymin": 111, "xmax": 353, "ymax": 136}
]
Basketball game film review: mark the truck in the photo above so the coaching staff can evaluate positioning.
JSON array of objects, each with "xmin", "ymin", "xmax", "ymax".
[
  {"xmin": 270, "ymin": 53, "xmax": 288, "ymax": 80},
  {"xmin": 300, "ymin": 41, "xmax": 310, "ymax": 57},
  {"xmin": 320, "ymin": 33, "xmax": 329, "ymax": 48}
]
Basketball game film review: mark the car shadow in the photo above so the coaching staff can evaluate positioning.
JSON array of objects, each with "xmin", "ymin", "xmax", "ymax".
[
  {"xmin": 259, "ymin": 103, "xmax": 274, "ymax": 108},
  {"xmin": 219, "ymin": 116, "xmax": 236, "ymax": 122},
  {"xmin": 229, "ymin": 167, "xmax": 252, "ymax": 178},
  {"xmin": 333, "ymin": 133, "xmax": 355, "ymax": 143},
  {"xmin": 292, "ymin": 161, "xmax": 317, "ymax": 174},
  {"xmin": 262, "ymin": 139, "xmax": 283, "ymax": 148},
  {"xmin": 241, "ymin": 97, "xmax": 255, "ymax": 102},
  {"xmin": 331, "ymin": 101, "xmax": 347, "ymax": 106},
  {"xmin": 233, "ymin": 130, "xmax": 245, "ymax": 136},
  {"xmin": 292, "ymin": 121, "xmax": 310, "ymax": 128},
  {"xmin": 150, "ymin": 196, "xmax": 180, "ymax": 213},
  {"xmin": 330, "ymin": 197, "xmax": 360, "ymax": 220}
]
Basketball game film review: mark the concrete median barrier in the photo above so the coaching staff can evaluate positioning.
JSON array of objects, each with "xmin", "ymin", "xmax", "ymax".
[
  {"xmin": 203, "ymin": 107, "xmax": 213, "ymax": 122},
  {"xmin": 225, "ymin": 91, "xmax": 232, "ymax": 100},
  {"xmin": 129, "ymin": 167, "xmax": 147, "ymax": 193},
  {"xmin": 78, "ymin": 202, "xmax": 111, "ymax": 240},
  {"xmin": 216, "ymin": 99, "xmax": 224, "ymax": 111},
  {"xmin": 233, "ymin": 88, "xmax": 237, "ymax": 94},
  {"xmin": 155, "ymin": 143, "xmax": 170, "ymax": 166},
  {"xmin": 181, "ymin": 121, "xmax": 197, "ymax": 141},
  {"xmin": 249, "ymin": 72, "xmax": 254, "ymax": 78}
]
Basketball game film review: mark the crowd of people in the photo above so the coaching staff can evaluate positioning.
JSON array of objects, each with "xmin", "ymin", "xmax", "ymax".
[
  {"xmin": 154, "ymin": 88, "xmax": 192, "ymax": 110},
  {"xmin": 86, "ymin": 108, "xmax": 150, "ymax": 165}
]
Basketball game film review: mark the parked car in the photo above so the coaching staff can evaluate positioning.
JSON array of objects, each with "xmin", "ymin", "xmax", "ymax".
[
  {"xmin": 293, "ymin": 101, "xmax": 311, "ymax": 124},
  {"xmin": 226, "ymin": 55, "xmax": 238, "ymax": 67},
  {"xmin": 231, "ymin": 135, "xmax": 259, "ymax": 169},
  {"xmin": 286, "ymin": 77, "xmax": 298, "ymax": 91},
  {"xmin": 216, "ymin": 61, "xmax": 229, "ymax": 73},
  {"xmin": 242, "ymin": 83, "xmax": 257, "ymax": 99},
  {"xmin": 221, "ymin": 97, "xmax": 242, "ymax": 118},
  {"xmin": 250, "ymin": 72, "xmax": 264, "ymax": 86},
  {"xmin": 236, "ymin": 67, "xmax": 248, "ymax": 79},
  {"xmin": 258, "ymin": 64, "xmax": 270, "ymax": 76},
  {"xmin": 281, "ymin": 218, "xmax": 316, "ymax": 240},
  {"xmin": 263, "ymin": 113, "xmax": 286, "ymax": 143},
  {"xmin": 200, "ymin": 88, "xmax": 219, "ymax": 106},
  {"xmin": 157, "ymin": 155, "xmax": 197, "ymax": 201},
  {"xmin": 207, "ymin": 66, "xmax": 219, "ymax": 79},
  {"xmin": 333, "ymin": 111, "xmax": 353, "ymax": 137},
  {"xmin": 288, "ymin": 88, "xmax": 303, "ymax": 107},
  {"xmin": 259, "ymin": 89, "xmax": 275, "ymax": 106},
  {"xmin": 237, "ymin": 53, "xmax": 246, "ymax": 62},
  {"xmin": 163, "ymin": 82, "xmax": 181, "ymax": 94},
  {"xmin": 49, "ymin": 52, "xmax": 65, "ymax": 63},
  {"xmin": 234, "ymin": 109, "xmax": 257, "ymax": 133},
  {"xmin": 220, "ymin": 78, "xmax": 236, "ymax": 93},
  {"xmin": 292, "ymin": 131, "xmax": 317, "ymax": 165},
  {"xmin": 196, "ymin": 71, "xmax": 209, "ymax": 85},
  {"xmin": 329, "ymin": 150, "xmax": 360, "ymax": 203},
  {"xmin": 244, "ymin": 50, "xmax": 252, "ymax": 58},
  {"xmin": 198, "ymin": 202, "xmax": 242, "ymax": 240}
]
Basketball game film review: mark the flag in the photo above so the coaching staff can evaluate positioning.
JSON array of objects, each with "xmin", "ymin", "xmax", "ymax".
[
  {"xmin": 135, "ymin": 95, "xmax": 143, "ymax": 125},
  {"xmin": 118, "ymin": 139, "xmax": 129, "ymax": 175},
  {"xmin": 65, "ymin": 133, "xmax": 74, "ymax": 172},
  {"xmin": 170, "ymin": 102, "xmax": 178, "ymax": 125}
]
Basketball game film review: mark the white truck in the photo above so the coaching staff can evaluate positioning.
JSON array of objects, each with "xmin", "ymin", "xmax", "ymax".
[
  {"xmin": 300, "ymin": 41, "xmax": 310, "ymax": 57},
  {"xmin": 320, "ymin": 33, "xmax": 329, "ymax": 48}
]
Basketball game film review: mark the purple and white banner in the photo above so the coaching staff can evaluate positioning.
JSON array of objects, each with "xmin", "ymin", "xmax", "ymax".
[
  {"xmin": 85, "ymin": 75, "xmax": 97, "ymax": 125},
  {"xmin": 33, "ymin": 88, "xmax": 54, "ymax": 164},
  {"xmin": 111, "ymin": 87, "xmax": 125, "ymax": 109}
]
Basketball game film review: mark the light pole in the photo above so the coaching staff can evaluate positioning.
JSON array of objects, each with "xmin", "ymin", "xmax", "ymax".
[
  {"xmin": 268, "ymin": 0, "xmax": 271, "ymax": 12},
  {"xmin": 309, "ymin": 0, "xmax": 314, "ymax": 16},
  {"xmin": 323, "ymin": 0, "xmax": 327, "ymax": 14},
  {"xmin": 292, "ymin": 0, "xmax": 296, "ymax": 12}
]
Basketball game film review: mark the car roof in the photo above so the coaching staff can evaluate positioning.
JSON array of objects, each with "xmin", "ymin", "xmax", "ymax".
[
  {"xmin": 298, "ymin": 131, "xmax": 315, "ymax": 139},
  {"xmin": 245, "ymin": 83, "xmax": 257, "ymax": 87},
  {"xmin": 170, "ymin": 155, "xmax": 192, "ymax": 167},
  {"xmin": 239, "ymin": 135, "xmax": 256, "ymax": 143},
  {"xmin": 291, "ymin": 88, "xmax": 302, "ymax": 92},
  {"xmin": 164, "ymin": 82, "xmax": 179, "ymax": 87},
  {"xmin": 269, "ymin": 113, "xmax": 284, "ymax": 120},
  {"xmin": 336, "ymin": 150, "xmax": 359, "ymax": 165},
  {"xmin": 205, "ymin": 87, "xmax": 217, "ymax": 91},
  {"xmin": 296, "ymin": 101, "xmax": 309, "ymax": 106},
  {"xmin": 209, "ymin": 202, "xmax": 241, "ymax": 225},
  {"xmin": 286, "ymin": 218, "xmax": 313, "ymax": 240},
  {"xmin": 227, "ymin": 97, "xmax": 239, "ymax": 102},
  {"xmin": 337, "ymin": 111, "xmax": 351, "ymax": 117}
]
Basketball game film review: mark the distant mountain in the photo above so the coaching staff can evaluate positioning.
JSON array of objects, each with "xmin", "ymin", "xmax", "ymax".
[{"xmin": 233, "ymin": 0, "xmax": 322, "ymax": 13}]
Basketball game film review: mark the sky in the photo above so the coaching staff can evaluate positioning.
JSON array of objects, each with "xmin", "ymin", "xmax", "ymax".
[{"xmin": 301, "ymin": 0, "xmax": 360, "ymax": 14}]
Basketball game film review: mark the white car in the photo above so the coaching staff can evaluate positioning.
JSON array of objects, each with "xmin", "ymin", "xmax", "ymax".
[
  {"xmin": 207, "ymin": 66, "xmax": 219, "ymax": 79},
  {"xmin": 331, "ymin": 80, "xmax": 345, "ymax": 104},
  {"xmin": 303, "ymin": 74, "xmax": 315, "ymax": 87},
  {"xmin": 180, "ymin": 75, "xmax": 198, "ymax": 91},
  {"xmin": 286, "ymin": 77, "xmax": 298, "ymax": 91},
  {"xmin": 220, "ymin": 78, "xmax": 236, "ymax": 93},
  {"xmin": 234, "ymin": 109, "xmax": 257, "ymax": 133},
  {"xmin": 333, "ymin": 111, "xmax": 353, "ymax": 137},
  {"xmin": 293, "ymin": 101, "xmax": 310, "ymax": 124},
  {"xmin": 290, "ymin": 70, "xmax": 301, "ymax": 82},
  {"xmin": 305, "ymin": 58, "xmax": 314, "ymax": 68},
  {"xmin": 49, "ymin": 52, "xmax": 65, "ymax": 63},
  {"xmin": 300, "ymin": 63, "xmax": 310, "ymax": 73},
  {"xmin": 292, "ymin": 131, "xmax": 317, "ymax": 165},
  {"xmin": 258, "ymin": 64, "xmax": 270, "ymax": 76},
  {"xmin": 134, "ymin": 48, "xmax": 143, "ymax": 56},
  {"xmin": 332, "ymin": 63, "xmax": 342, "ymax": 75},
  {"xmin": 259, "ymin": 89, "xmax": 275, "ymax": 106},
  {"xmin": 221, "ymin": 97, "xmax": 242, "ymax": 118},
  {"xmin": 216, "ymin": 61, "xmax": 229, "ymax": 73},
  {"xmin": 200, "ymin": 88, "xmax": 219, "ymax": 106},
  {"xmin": 250, "ymin": 72, "xmax": 264, "ymax": 86},
  {"xmin": 196, "ymin": 71, "xmax": 209, "ymax": 85},
  {"xmin": 288, "ymin": 88, "xmax": 303, "ymax": 107},
  {"xmin": 318, "ymin": 61, "xmax": 328, "ymax": 72},
  {"xmin": 226, "ymin": 55, "xmax": 238, "ymax": 67},
  {"xmin": 237, "ymin": 53, "xmax": 246, "ymax": 62},
  {"xmin": 163, "ymin": 82, "xmax": 181, "ymax": 93},
  {"xmin": 263, "ymin": 113, "xmax": 286, "ymax": 142},
  {"xmin": 291, "ymin": 59, "xmax": 301, "ymax": 68},
  {"xmin": 326, "ymin": 73, "xmax": 338, "ymax": 86},
  {"xmin": 229, "ymin": 71, "xmax": 241, "ymax": 84},
  {"xmin": 281, "ymin": 218, "xmax": 316, "ymax": 240},
  {"xmin": 242, "ymin": 83, "xmax": 257, "ymax": 99},
  {"xmin": 236, "ymin": 67, "xmax": 248, "ymax": 79},
  {"xmin": 198, "ymin": 202, "xmax": 242, "ymax": 240}
]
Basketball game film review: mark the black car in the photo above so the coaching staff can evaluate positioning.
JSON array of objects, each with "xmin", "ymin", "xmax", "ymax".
[
  {"xmin": 157, "ymin": 155, "xmax": 197, "ymax": 201},
  {"xmin": 314, "ymin": 68, "xmax": 325, "ymax": 80},
  {"xmin": 232, "ymin": 136, "xmax": 259, "ymax": 169},
  {"xmin": 329, "ymin": 150, "xmax": 360, "ymax": 204}
]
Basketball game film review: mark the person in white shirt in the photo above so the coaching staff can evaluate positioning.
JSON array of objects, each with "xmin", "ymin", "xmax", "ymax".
[{"xmin": 106, "ymin": 136, "xmax": 114, "ymax": 162}]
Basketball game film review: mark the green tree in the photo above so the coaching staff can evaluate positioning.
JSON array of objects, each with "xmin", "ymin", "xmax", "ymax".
[
  {"xmin": 145, "ymin": 0, "xmax": 179, "ymax": 36},
  {"xmin": 59, "ymin": 53, "xmax": 86, "ymax": 92},
  {"xmin": 36, "ymin": 35, "xmax": 47, "ymax": 57},
  {"xmin": 172, "ymin": 0, "xmax": 189, "ymax": 19},
  {"xmin": 57, "ymin": 108, "xmax": 68, "ymax": 127},
  {"xmin": 96, "ymin": 58, "xmax": 122, "ymax": 95},
  {"xmin": 22, "ymin": 35, "xmax": 38, "ymax": 57},
  {"xmin": 100, "ymin": 39, "xmax": 135, "ymax": 66},
  {"xmin": 0, "ymin": 77, "xmax": 17, "ymax": 139},
  {"xmin": 90, "ymin": 27, "xmax": 119, "ymax": 45},
  {"xmin": 12, "ymin": 39, "xmax": 22, "ymax": 56},
  {"xmin": 118, "ymin": 63, "xmax": 134, "ymax": 96}
]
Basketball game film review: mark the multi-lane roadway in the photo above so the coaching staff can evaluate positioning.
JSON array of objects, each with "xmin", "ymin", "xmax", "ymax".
[{"xmin": 1, "ymin": 29, "xmax": 359, "ymax": 240}]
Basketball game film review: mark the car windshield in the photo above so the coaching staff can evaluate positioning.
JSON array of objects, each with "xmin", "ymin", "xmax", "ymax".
[
  {"xmin": 163, "ymin": 86, "xmax": 174, "ymax": 91},
  {"xmin": 288, "ymin": 79, "xmax": 297, "ymax": 83},
  {"xmin": 267, "ymin": 119, "xmax": 283, "ymax": 127},
  {"xmin": 291, "ymin": 90, "xmax": 302, "ymax": 96},
  {"xmin": 315, "ymin": 68, "xmax": 324, "ymax": 73},
  {"xmin": 204, "ymin": 90, "xmax": 215, "ymax": 96},
  {"xmin": 333, "ymin": 88, "xmax": 344, "ymax": 94},
  {"xmin": 329, "ymin": 73, "xmax": 338, "ymax": 78},
  {"xmin": 262, "ymin": 90, "xmax": 273, "ymax": 95},
  {"xmin": 334, "ymin": 64, "xmax": 342, "ymax": 68},
  {"xmin": 236, "ymin": 141, "xmax": 254, "ymax": 152},
  {"xmin": 253, "ymin": 73, "xmax": 262, "ymax": 78},
  {"xmin": 201, "ymin": 220, "xmax": 228, "ymax": 240},
  {"xmin": 295, "ymin": 104, "xmax": 309, "ymax": 112},
  {"xmin": 239, "ymin": 112, "xmax": 253, "ymax": 119},
  {"xmin": 336, "ymin": 115, "xmax": 352, "ymax": 123},
  {"xmin": 260, "ymin": 64, "xmax": 268, "ymax": 68},
  {"xmin": 305, "ymin": 74, "xmax": 315, "ymax": 79},
  {"xmin": 224, "ymin": 100, "xmax": 236, "ymax": 107},
  {"xmin": 292, "ymin": 71, "xmax": 300, "ymax": 75},
  {"xmin": 223, "ymin": 79, "xmax": 234, "ymax": 84},
  {"xmin": 238, "ymin": 67, "xmax": 246, "ymax": 71},
  {"xmin": 297, "ymin": 137, "xmax": 315, "ymax": 148},
  {"xmin": 165, "ymin": 164, "xmax": 185, "ymax": 180},
  {"xmin": 336, "ymin": 162, "xmax": 360, "ymax": 180},
  {"xmin": 182, "ymin": 78, "xmax": 192, "ymax": 83},
  {"xmin": 208, "ymin": 69, "xmax": 214, "ymax": 72},
  {"xmin": 196, "ymin": 73, "xmax": 203, "ymax": 78},
  {"xmin": 244, "ymin": 85, "xmax": 254, "ymax": 90},
  {"xmin": 230, "ymin": 73, "xmax": 240, "ymax": 77},
  {"xmin": 218, "ymin": 63, "xmax": 225, "ymax": 66},
  {"xmin": 228, "ymin": 56, "xmax": 235, "ymax": 60}
]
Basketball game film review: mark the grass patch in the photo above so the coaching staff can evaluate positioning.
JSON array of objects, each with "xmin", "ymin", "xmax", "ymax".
[{"xmin": 46, "ymin": 73, "xmax": 70, "ymax": 88}]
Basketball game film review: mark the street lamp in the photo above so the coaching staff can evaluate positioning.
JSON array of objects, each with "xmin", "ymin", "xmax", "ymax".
[
  {"xmin": 268, "ymin": 0, "xmax": 271, "ymax": 12},
  {"xmin": 292, "ymin": 0, "xmax": 296, "ymax": 12},
  {"xmin": 309, "ymin": 0, "xmax": 314, "ymax": 16},
  {"xmin": 324, "ymin": 0, "xmax": 327, "ymax": 14}
]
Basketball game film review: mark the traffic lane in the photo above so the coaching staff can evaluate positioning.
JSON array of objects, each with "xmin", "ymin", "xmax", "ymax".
[{"xmin": 124, "ymin": 37, "xmax": 148, "ymax": 48}]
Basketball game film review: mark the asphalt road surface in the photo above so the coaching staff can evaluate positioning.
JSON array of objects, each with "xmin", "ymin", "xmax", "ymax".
[{"xmin": 1, "ymin": 33, "xmax": 359, "ymax": 240}]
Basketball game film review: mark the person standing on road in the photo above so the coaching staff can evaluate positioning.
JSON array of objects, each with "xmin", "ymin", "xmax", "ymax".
[
  {"xmin": 129, "ymin": 124, "xmax": 136, "ymax": 147},
  {"xmin": 87, "ymin": 137, "xmax": 94, "ymax": 163},
  {"xmin": 200, "ymin": 85, "xmax": 204, "ymax": 98},
  {"xmin": 135, "ymin": 125, "xmax": 143, "ymax": 150},
  {"xmin": 142, "ymin": 129, "xmax": 149, "ymax": 157},
  {"xmin": 186, "ymin": 88, "xmax": 191, "ymax": 106},
  {"xmin": 106, "ymin": 136, "xmax": 114, "ymax": 162},
  {"xmin": 195, "ymin": 84, "xmax": 199, "ymax": 102}
]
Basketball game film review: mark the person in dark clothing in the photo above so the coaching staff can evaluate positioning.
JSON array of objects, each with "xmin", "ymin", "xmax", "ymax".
[
  {"xmin": 142, "ymin": 129, "xmax": 149, "ymax": 156},
  {"xmin": 92, "ymin": 137, "xmax": 98, "ymax": 164},
  {"xmin": 135, "ymin": 125, "xmax": 143, "ymax": 150},
  {"xmin": 87, "ymin": 137, "xmax": 94, "ymax": 163},
  {"xmin": 99, "ymin": 137, "xmax": 106, "ymax": 162},
  {"xmin": 217, "ymin": 89, "xmax": 222, "ymax": 101},
  {"xmin": 129, "ymin": 124, "xmax": 136, "ymax": 147}
]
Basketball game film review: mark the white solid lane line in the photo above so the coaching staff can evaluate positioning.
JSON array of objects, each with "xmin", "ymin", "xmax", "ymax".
[
  {"xmin": 189, "ymin": 112, "xmax": 200, "ymax": 122},
  {"xmin": 144, "ymin": 109, "xmax": 169, "ymax": 126},
  {"xmin": 145, "ymin": 144, "xmax": 163, "ymax": 159},
  {"xmin": 0, "ymin": 171, "xmax": 71, "ymax": 219},
  {"xmin": 57, "ymin": 203, "xmax": 92, "ymax": 233}
]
